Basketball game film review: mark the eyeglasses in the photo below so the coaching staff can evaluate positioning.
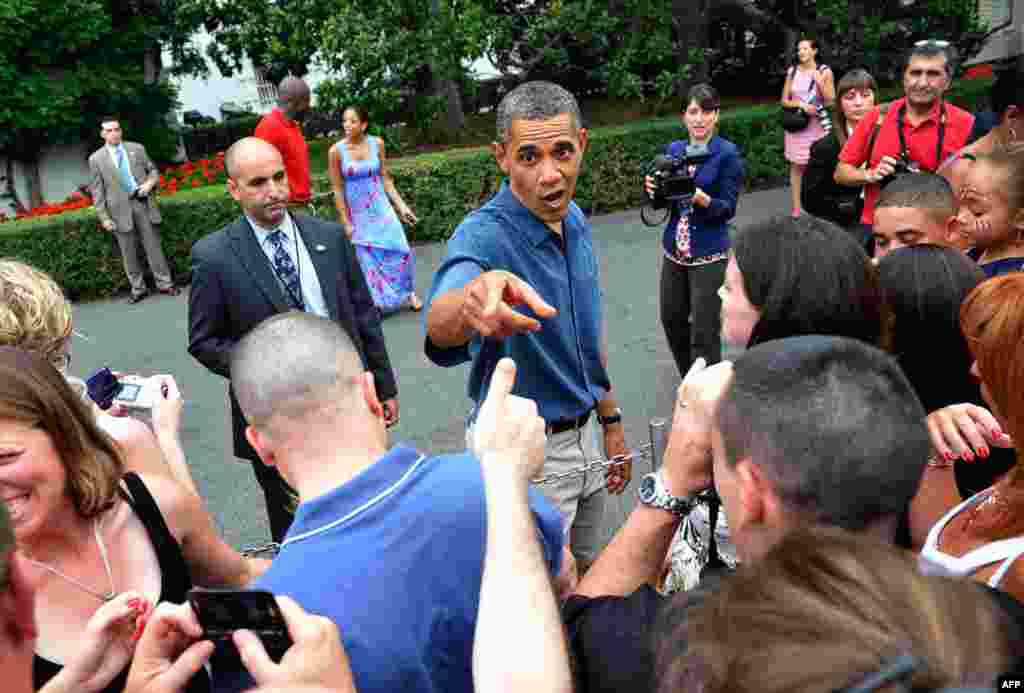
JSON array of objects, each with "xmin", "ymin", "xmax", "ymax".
[{"xmin": 915, "ymin": 39, "xmax": 951, "ymax": 47}]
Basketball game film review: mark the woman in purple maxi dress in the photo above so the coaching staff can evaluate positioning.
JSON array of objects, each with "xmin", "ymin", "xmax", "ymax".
[{"xmin": 327, "ymin": 106, "xmax": 422, "ymax": 312}]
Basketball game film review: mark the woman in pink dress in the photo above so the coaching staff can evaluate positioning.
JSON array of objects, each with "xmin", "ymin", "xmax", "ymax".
[{"xmin": 781, "ymin": 38, "xmax": 835, "ymax": 217}]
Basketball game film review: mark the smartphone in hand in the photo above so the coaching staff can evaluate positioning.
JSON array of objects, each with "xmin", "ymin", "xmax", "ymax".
[{"xmin": 187, "ymin": 588, "xmax": 293, "ymax": 669}]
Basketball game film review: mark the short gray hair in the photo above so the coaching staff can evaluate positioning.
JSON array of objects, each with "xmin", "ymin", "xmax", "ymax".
[
  {"xmin": 230, "ymin": 312, "xmax": 365, "ymax": 430},
  {"xmin": 495, "ymin": 81, "xmax": 582, "ymax": 143}
]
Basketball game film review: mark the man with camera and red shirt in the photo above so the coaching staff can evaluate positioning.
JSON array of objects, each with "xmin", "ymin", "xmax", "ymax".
[{"xmin": 835, "ymin": 41, "xmax": 974, "ymax": 245}]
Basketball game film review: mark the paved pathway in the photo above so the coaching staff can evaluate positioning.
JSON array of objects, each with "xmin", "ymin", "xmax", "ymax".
[{"xmin": 70, "ymin": 187, "xmax": 791, "ymax": 548}]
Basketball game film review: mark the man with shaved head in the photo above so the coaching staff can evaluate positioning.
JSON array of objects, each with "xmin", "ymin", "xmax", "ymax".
[
  {"xmin": 189, "ymin": 136, "xmax": 397, "ymax": 543},
  {"xmin": 255, "ymin": 76, "xmax": 313, "ymax": 205},
  {"xmin": 214, "ymin": 312, "xmax": 564, "ymax": 693}
]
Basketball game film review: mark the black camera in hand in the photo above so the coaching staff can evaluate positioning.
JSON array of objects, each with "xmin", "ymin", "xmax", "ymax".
[
  {"xmin": 879, "ymin": 153, "xmax": 921, "ymax": 189},
  {"xmin": 645, "ymin": 144, "xmax": 711, "ymax": 211}
]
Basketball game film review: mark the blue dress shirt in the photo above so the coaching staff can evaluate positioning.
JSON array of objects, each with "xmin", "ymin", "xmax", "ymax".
[{"xmin": 425, "ymin": 183, "xmax": 611, "ymax": 423}]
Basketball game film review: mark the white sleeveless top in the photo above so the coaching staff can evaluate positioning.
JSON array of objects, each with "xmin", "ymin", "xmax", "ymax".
[{"xmin": 921, "ymin": 488, "xmax": 1024, "ymax": 588}]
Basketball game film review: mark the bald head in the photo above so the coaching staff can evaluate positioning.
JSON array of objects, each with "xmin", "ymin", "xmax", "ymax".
[
  {"xmin": 225, "ymin": 137, "xmax": 282, "ymax": 180},
  {"xmin": 231, "ymin": 312, "xmax": 366, "ymax": 432},
  {"xmin": 278, "ymin": 76, "xmax": 310, "ymax": 102},
  {"xmin": 278, "ymin": 76, "xmax": 311, "ymax": 122}
]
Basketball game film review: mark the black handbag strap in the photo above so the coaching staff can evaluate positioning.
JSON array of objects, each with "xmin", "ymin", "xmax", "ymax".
[{"xmin": 706, "ymin": 492, "xmax": 725, "ymax": 569}]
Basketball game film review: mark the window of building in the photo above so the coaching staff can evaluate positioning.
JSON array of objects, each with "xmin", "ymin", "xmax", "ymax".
[{"xmin": 256, "ymin": 68, "xmax": 278, "ymax": 109}]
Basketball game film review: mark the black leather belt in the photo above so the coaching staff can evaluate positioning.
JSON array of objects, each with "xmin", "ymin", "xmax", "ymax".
[{"xmin": 546, "ymin": 410, "xmax": 592, "ymax": 435}]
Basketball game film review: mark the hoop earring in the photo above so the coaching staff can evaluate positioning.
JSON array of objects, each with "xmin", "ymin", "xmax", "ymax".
[{"xmin": 1009, "ymin": 126, "xmax": 1018, "ymax": 145}]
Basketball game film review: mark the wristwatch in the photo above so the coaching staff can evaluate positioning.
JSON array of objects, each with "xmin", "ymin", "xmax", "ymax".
[
  {"xmin": 596, "ymin": 407, "xmax": 622, "ymax": 426},
  {"xmin": 637, "ymin": 470, "xmax": 696, "ymax": 517}
]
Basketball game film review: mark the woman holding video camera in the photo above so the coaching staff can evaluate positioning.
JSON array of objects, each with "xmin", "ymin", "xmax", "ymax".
[{"xmin": 645, "ymin": 83, "xmax": 745, "ymax": 378}]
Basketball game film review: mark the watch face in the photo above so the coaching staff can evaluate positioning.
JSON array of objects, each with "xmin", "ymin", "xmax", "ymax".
[{"xmin": 639, "ymin": 475, "xmax": 657, "ymax": 502}]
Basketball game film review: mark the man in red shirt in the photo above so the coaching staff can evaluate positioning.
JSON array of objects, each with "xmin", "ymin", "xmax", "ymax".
[
  {"xmin": 835, "ymin": 41, "xmax": 974, "ymax": 231},
  {"xmin": 255, "ymin": 76, "xmax": 313, "ymax": 205}
]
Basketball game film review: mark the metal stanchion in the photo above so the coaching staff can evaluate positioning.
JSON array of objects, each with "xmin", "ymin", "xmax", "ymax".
[{"xmin": 648, "ymin": 417, "xmax": 668, "ymax": 474}]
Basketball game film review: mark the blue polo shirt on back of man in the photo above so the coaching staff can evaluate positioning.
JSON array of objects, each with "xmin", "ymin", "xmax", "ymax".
[
  {"xmin": 212, "ymin": 445, "xmax": 564, "ymax": 693},
  {"xmin": 425, "ymin": 182, "xmax": 611, "ymax": 423}
]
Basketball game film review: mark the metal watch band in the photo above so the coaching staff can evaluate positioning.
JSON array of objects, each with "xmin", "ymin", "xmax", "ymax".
[{"xmin": 638, "ymin": 470, "xmax": 695, "ymax": 517}]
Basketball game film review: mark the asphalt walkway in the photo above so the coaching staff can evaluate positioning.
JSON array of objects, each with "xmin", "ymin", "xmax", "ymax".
[{"xmin": 70, "ymin": 186, "xmax": 791, "ymax": 548}]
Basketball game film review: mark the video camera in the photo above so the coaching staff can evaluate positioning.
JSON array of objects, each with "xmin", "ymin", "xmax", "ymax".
[{"xmin": 642, "ymin": 144, "xmax": 711, "ymax": 226}]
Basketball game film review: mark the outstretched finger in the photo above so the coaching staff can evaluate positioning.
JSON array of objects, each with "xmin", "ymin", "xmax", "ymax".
[
  {"xmin": 507, "ymin": 278, "xmax": 557, "ymax": 318},
  {"xmin": 494, "ymin": 302, "xmax": 542, "ymax": 335}
]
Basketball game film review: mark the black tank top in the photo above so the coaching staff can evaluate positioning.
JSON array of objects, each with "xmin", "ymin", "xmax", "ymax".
[{"xmin": 33, "ymin": 472, "xmax": 210, "ymax": 693}]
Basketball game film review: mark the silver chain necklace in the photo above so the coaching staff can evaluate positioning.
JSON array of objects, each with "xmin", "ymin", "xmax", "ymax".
[{"xmin": 24, "ymin": 516, "xmax": 117, "ymax": 602}]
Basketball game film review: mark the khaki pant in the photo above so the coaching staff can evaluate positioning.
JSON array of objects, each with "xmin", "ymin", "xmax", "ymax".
[
  {"xmin": 468, "ymin": 416, "xmax": 609, "ymax": 573},
  {"xmin": 115, "ymin": 198, "xmax": 173, "ymax": 297}
]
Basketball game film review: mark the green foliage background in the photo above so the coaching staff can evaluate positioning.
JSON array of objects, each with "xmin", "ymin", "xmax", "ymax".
[{"xmin": 1, "ymin": 77, "xmax": 991, "ymax": 301}]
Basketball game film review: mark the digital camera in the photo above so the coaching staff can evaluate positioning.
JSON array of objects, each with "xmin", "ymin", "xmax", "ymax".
[{"xmin": 879, "ymin": 153, "xmax": 921, "ymax": 189}]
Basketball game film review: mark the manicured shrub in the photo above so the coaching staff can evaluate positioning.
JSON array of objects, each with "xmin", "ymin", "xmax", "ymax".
[{"xmin": 3, "ymin": 78, "xmax": 991, "ymax": 300}]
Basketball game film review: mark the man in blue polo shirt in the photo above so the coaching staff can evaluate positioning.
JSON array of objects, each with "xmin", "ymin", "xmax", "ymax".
[
  {"xmin": 216, "ymin": 311, "xmax": 564, "ymax": 693},
  {"xmin": 424, "ymin": 80, "xmax": 631, "ymax": 574}
]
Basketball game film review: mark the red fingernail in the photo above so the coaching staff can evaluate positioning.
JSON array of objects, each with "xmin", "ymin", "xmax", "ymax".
[
  {"xmin": 944, "ymin": 452, "xmax": 955, "ymax": 462},
  {"xmin": 979, "ymin": 446, "xmax": 989, "ymax": 458},
  {"xmin": 963, "ymin": 450, "xmax": 975, "ymax": 463}
]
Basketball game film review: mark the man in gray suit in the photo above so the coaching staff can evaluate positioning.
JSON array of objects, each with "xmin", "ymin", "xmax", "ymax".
[{"xmin": 89, "ymin": 116, "xmax": 179, "ymax": 303}]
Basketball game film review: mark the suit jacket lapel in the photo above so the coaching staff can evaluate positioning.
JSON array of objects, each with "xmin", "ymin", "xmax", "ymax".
[
  {"xmin": 228, "ymin": 218, "xmax": 294, "ymax": 314},
  {"xmin": 294, "ymin": 215, "xmax": 340, "ymax": 320}
]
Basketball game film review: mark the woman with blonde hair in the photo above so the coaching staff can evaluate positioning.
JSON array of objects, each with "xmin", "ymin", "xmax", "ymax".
[
  {"xmin": 657, "ymin": 527, "xmax": 1018, "ymax": 693},
  {"xmin": 0, "ymin": 260, "xmax": 196, "ymax": 496},
  {"xmin": 0, "ymin": 348, "xmax": 267, "ymax": 693}
]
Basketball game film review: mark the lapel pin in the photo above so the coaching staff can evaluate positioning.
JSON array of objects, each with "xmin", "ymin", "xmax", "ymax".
[{"xmin": 315, "ymin": 244, "xmax": 326, "ymax": 252}]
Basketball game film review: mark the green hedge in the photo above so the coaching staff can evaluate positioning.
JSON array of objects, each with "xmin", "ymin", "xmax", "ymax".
[{"xmin": 3, "ymin": 78, "xmax": 993, "ymax": 301}]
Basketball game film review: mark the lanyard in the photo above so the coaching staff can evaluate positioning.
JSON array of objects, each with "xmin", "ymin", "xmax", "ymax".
[{"xmin": 897, "ymin": 101, "xmax": 947, "ymax": 171}]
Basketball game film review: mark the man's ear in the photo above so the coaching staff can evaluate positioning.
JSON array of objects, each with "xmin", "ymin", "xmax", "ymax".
[
  {"xmin": 577, "ymin": 127, "xmax": 589, "ymax": 156},
  {"xmin": 227, "ymin": 177, "xmax": 241, "ymax": 203},
  {"xmin": 732, "ymin": 459, "xmax": 767, "ymax": 532},
  {"xmin": 244, "ymin": 425, "xmax": 276, "ymax": 468},
  {"xmin": 491, "ymin": 142, "xmax": 510, "ymax": 175},
  {"xmin": 945, "ymin": 214, "xmax": 968, "ymax": 249},
  {"xmin": 362, "ymin": 371, "xmax": 384, "ymax": 420}
]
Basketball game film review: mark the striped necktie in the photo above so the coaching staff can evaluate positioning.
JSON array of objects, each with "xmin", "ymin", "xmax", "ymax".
[{"xmin": 267, "ymin": 229, "xmax": 304, "ymax": 310}]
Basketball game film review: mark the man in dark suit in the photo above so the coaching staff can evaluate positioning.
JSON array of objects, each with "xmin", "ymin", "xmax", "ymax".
[{"xmin": 188, "ymin": 136, "xmax": 398, "ymax": 542}]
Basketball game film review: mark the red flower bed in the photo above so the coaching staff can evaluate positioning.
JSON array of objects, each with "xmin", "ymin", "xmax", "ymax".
[
  {"xmin": 0, "ymin": 191, "xmax": 94, "ymax": 224},
  {"xmin": 159, "ymin": 151, "xmax": 226, "ymax": 197},
  {"xmin": 0, "ymin": 152, "xmax": 228, "ymax": 224}
]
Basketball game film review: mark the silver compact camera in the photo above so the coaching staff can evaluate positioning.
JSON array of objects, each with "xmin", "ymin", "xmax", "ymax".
[{"xmin": 112, "ymin": 375, "xmax": 161, "ymax": 411}]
